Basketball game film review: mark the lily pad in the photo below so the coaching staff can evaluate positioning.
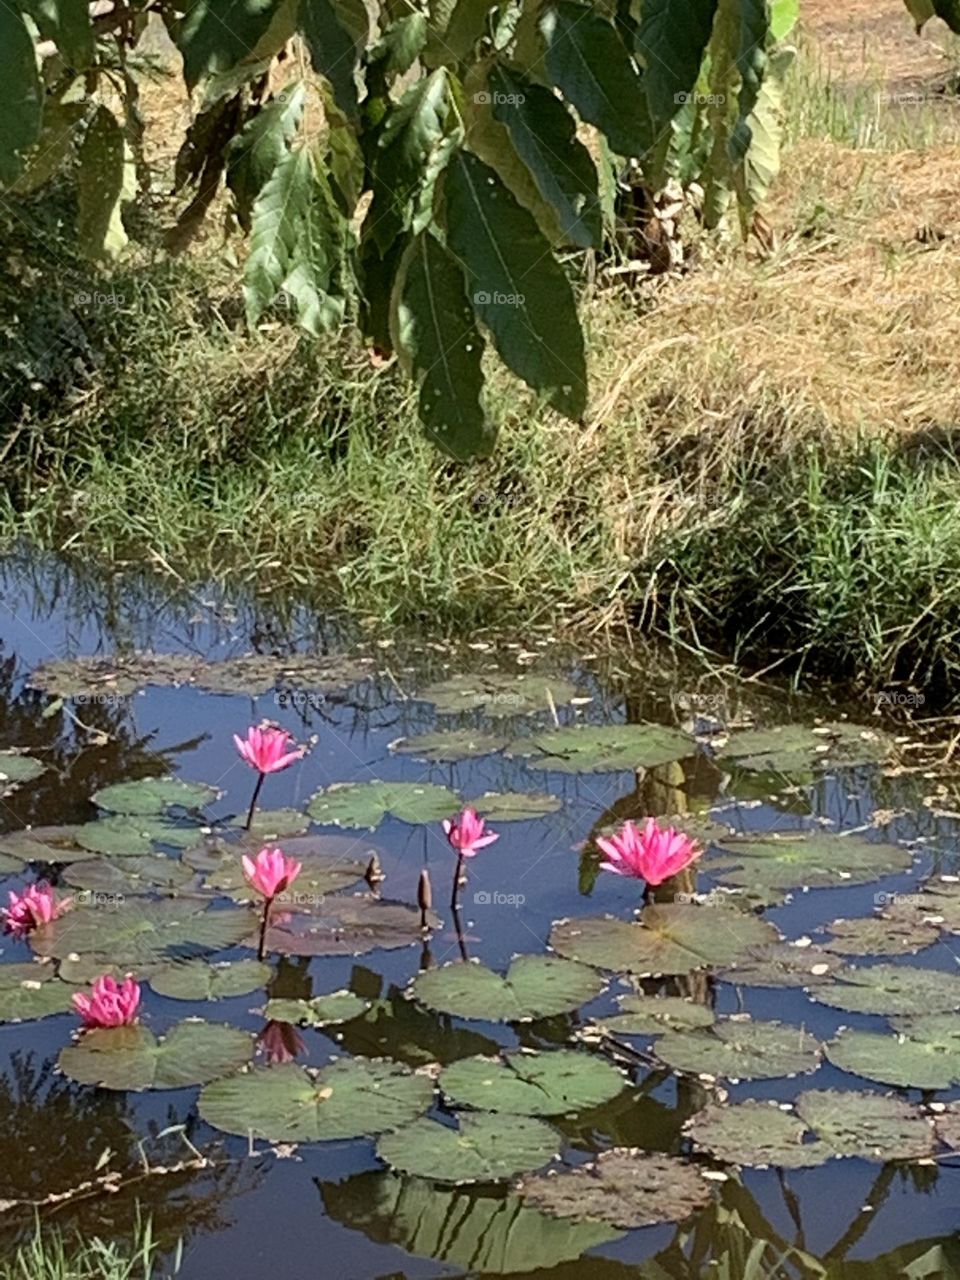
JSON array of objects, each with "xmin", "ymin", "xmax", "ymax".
[
  {"xmin": 149, "ymin": 958, "xmax": 272, "ymax": 1001},
  {"xmin": 63, "ymin": 855, "xmax": 196, "ymax": 897},
  {"xmin": 440, "ymin": 1050, "xmax": 625, "ymax": 1117},
  {"xmin": 516, "ymin": 1149, "xmax": 712, "ymax": 1228},
  {"xmin": 391, "ymin": 731, "xmax": 508, "ymax": 762},
  {"xmin": 240, "ymin": 809, "xmax": 310, "ymax": 839},
  {"xmin": 57, "ymin": 955, "xmax": 161, "ymax": 985},
  {"xmin": 795, "ymin": 1089, "xmax": 935, "ymax": 1160},
  {"xmin": 59, "ymin": 1021, "xmax": 255, "ymax": 1091},
  {"xmin": 415, "ymin": 672, "xmax": 578, "ymax": 717},
  {"xmin": 262, "ymin": 897, "xmax": 438, "ymax": 957},
  {"xmin": 377, "ymin": 1113, "xmax": 558, "ymax": 1183},
  {"xmin": 75, "ymin": 815, "xmax": 203, "ymax": 856},
  {"xmin": 198, "ymin": 1057, "xmax": 433, "ymax": 1142},
  {"xmin": 410, "ymin": 956, "xmax": 605, "ymax": 1023},
  {"xmin": 0, "ymin": 826, "xmax": 91, "ymax": 866},
  {"xmin": 93, "ymin": 777, "xmax": 220, "ymax": 816},
  {"xmin": 821, "ymin": 915, "xmax": 939, "ymax": 957},
  {"xmin": 507, "ymin": 724, "xmax": 693, "ymax": 774},
  {"xmin": 596, "ymin": 992, "xmax": 715, "ymax": 1035},
  {"xmin": 549, "ymin": 907, "xmax": 778, "ymax": 977},
  {"xmin": 827, "ymin": 1017, "xmax": 960, "ymax": 1090},
  {"xmin": 307, "ymin": 781, "xmax": 459, "ymax": 829},
  {"xmin": 810, "ymin": 964, "xmax": 960, "ymax": 1016},
  {"xmin": 0, "ymin": 963, "xmax": 75, "ymax": 1023},
  {"xmin": 715, "ymin": 722, "xmax": 892, "ymax": 772},
  {"xmin": 187, "ymin": 835, "xmax": 368, "ymax": 904},
  {"xmin": 467, "ymin": 792, "xmax": 563, "ymax": 821},
  {"xmin": 655, "ymin": 1019, "xmax": 821, "ymax": 1081},
  {"xmin": 31, "ymin": 899, "xmax": 255, "ymax": 965},
  {"xmin": 707, "ymin": 834, "xmax": 912, "ymax": 891},
  {"xmin": 933, "ymin": 1101, "xmax": 960, "ymax": 1150},
  {"xmin": 0, "ymin": 752, "xmax": 46, "ymax": 791},
  {"xmin": 263, "ymin": 991, "xmax": 370, "ymax": 1025},
  {"xmin": 719, "ymin": 943, "xmax": 844, "ymax": 988},
  {"xmin": 687, "ymin": 1100, "xmax": 829, "ymax": 1169}
]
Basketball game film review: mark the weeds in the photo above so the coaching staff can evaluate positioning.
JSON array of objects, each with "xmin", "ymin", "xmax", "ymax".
[{"xmin": 0, "ymin": 1215, "xmax": 180, "ymax": 1280}]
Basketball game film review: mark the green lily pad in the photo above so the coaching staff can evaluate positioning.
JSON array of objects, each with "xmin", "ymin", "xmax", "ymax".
[
  {"xmin": 516, "ymin": 1149, "xmax": 713, "ymax": 1227},
  {"xmin": 715, "ymin": 722, "xmax": 892, "ymax": 772},
  {"xmin": 63, "ymin": 855, "xmax": 196, "ymax": 897},
  {"xmin": 240, "ymin": 809, "xmax": 310, "ymax": 839},
  {"xmin": 0, "ymin": 963, "xmax": 75, "ymax": 1023},
  {"xmin": 826, "ymin": 1020, "xmax": 960, "ymax": 1090},
  {"xmin": 307, "ymin": 781, "xmax": 459, "ymax": 829},
  {"xmin": 719, "ymin": 943, "xmax": 844, "ymax": 988},
  {"xmin": 263, "ymin": 991, "xmax": 370, "ymax": 1025},
  {"xmin": 415, "ymin": 672, "xmax": 578, "ymax": 717},
  {"xmin": 31, "ymin": 899, "xmax": 255, "ymax": 965},
  {"xmin": 549, "ymin": 906, "xmax": 778, "ymax": 977},
  {"xmin": 74, "ymin": 815, "xmax": 203, "ymax": 856},
  {"xmin": 467, "ymin": 792, "xmax": 563, "ymax": 821},
  {"xmin": 507, "ymin": 724, "xmax": 693, "ymax": 774},
  {"xmin": 707, "ymin": 834, "xmax": 912, "ymax": 891},
  {"xmin": 149, "ymin": 958, "xmax": 272, "ymax": 1000},
  {"xmin": 198, "ymin": 1057, "xmax": 434, "ymax": 1142},
  {"xmin": 596, "ymin": 992, "xmax": 716, "ymax": 1035},
  {"xmin": 262, "ymin": 897, "xmax": 438, "ymax": 957},
  {"xmin": 655, "ymin": 1019, "xmax": 821, "ymax": 1080},
  {"xmin": 56, "ymin": 955, "xmax": 161, "ymax": 985},
  {"xmin": 0, "ymin": 826, "xmax": 90, "ymax": 866},
  {"xmin": 933, "ymin": 1101, "xmax": 960, "ymax": 1150},
  {"xmin": 810, "ymin": 964, "xmax": 960, "ymax": 1016},
  {"xmin": 391, "ymin": 731, "xmax": 508, "ymax": 762},
  {"xmin": 440, "ymin": 1050, "xmax": 625, "ymax": 1116},
  {"xmin": 904, "ymin": 879, "xmax": 960, "ymax": 932},
  {"xmin": 795, "ymin": 1089, "xmax": 935, "ymax": 1159},
  {"xmin": 410, "ymin": 956, "xmax": 605, "ymax": 1023},
  {"xmin": 687, "ymin": 1100, "xmax": 830, "ymax": 1169},
  {"xmin": 821, "ymin": 914, "xmax": 939, "ymax": 957},
  {"xmin": 93, "ymin": 777, "xmax": 220, "ymax": 816},
  {"xmin": 377, "ymin": 1113, "xmax": 558, "ymax": 1183},
  {"xmin": 0, "ymin": 752, "xmax": 46, "ymax": 791},
  {"xmin": 59, "ymin": 1021, "xmax": 255, "ymax": 1091},
  {"xmin": 187, "ymin": 835, "xmax": 368, "ymax": 904}
]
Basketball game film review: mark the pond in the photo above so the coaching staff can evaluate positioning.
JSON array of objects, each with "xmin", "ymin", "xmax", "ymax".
[{"xmin": 0, "ymin": 556, "xmax": 959, "ymax": 1279}]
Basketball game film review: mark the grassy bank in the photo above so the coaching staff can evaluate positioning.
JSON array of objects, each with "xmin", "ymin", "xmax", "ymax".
[{"xmin": 4, "ymin": 22, "xmax": 960, "ymax": 698}]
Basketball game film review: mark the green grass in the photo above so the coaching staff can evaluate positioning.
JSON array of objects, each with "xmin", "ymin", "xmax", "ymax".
[{"xmin": 0, "ymin": 1217, "xmax": 179, "ymax": 1280}]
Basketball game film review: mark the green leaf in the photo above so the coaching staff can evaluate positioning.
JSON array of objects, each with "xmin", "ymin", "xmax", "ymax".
[
  {"xmin": 177, "ymin": 0, "xmax": 285, "ymax": 89},
  {"xmin": 391, "ymin": 730, "xmax": 508, "ymax": 762},
  {"xmin": 488, "ymin": 65, "xmax": 602, "ymax": 249},
  {"xmin": 300, "ymin": 0, "xmax": 361, "ymax": 117},
  {"xmin": 0, "ymin": 8, "xmax": 43, "ymax": 187},
  {"xmin": 0, "ymin": 752, "xmax": 46, "ymax": 789},
  {"xmin": 718, "ymin": 942, "xmax": 843, "ymax": 988},
  {"xmin": 655, "ymin": 1019, "xmax": 821, "ymax": 1081},
  {"xmin": 377, "ymin": 1113, "xmax": 558, "ymax": 1183},
  {"xmin": 715, "ymin": 721, "xmax": 893, "ymax": 771},
  {"xmin": 12, "ymin": 98, "xmax": 85, "ymax": 195},
  {"xmin": 508, "ymin": 723, "xmax": 694, "ymax": 773},
  {"xmin": 187, "ymin": 834, "xmax": 367, "ymax": 902},
  {"xmin": 442, "ymin": 149, "xmax": 586, "ymax": 420},
  {"xmin": 262, "ymin": 896, "xmax": 439, "ymax": 957},
  {"xmin": 440, "ymin": 1049, "xmax": 625, "ymax": 1116},
  {"xmin": 410, "ymin": 955, "xmax": 605, "ymax": 1022},
  {"xmin": 77, "ymin": 106, "xmax": 135, "ymax": 259},
  {"xmin": 372, "ymin": 12, "xmax": 429, "ymax": 75},
  {"xmin": 307, "ymin": 780, "xmax": 459, "ymax": 829},
  {"xmin": 20, "ymin": 0, "xmax": 94, "ymax": 67},
  {"xmin": 75, "ymin": 815, "xmax": 202, "ymax": 856},
  {"xmin": 199, "ymin": 1057, "xmax": 434, "ymax": 1141},
  {"xmin": 0, "ymin": 825, "xmax": 89, "ymax": 866},
  {"xmin": 636, "ymin": 0, "xmax": 719, "ymax": 134},
  {"xmin": 149, "ymin": 959, "xmax": 272, "ymax": 1000},
  {"xmin": 0, "ymin": 964, "xmax": 75, "ymax": 1024},
  {"xmin": 264, "ymin": 991, "xmax": 370, "ymax": 1025},
  {"xmin": 687, "ymin": 1100, "xmax": 830, "ymax": 1169},
  {"xmin": 795, "ymin": 1089, "xmax": 935, "ymax": 1161},
  {"xmin": 539, "ymin": 2, "xmax": 649, "ymax": 156},
  {"xmin": 517, "ymin": 1149, "xmax": 713, "ymax": 1227},
  {"xmin": 467, "ymin": 791, "xmax": 562, "ymax": 821},
  {"xmin": 735, "ymin": 44, "xmax": 794, "ymax": 220},
  {"xmin": 905, "ymin": 0, "xmax": 960, "ymax": 32},
  {"xmin": 59, "ymin": 1021, "xmax": 255, "ymax": 1091},
  {"xmin": 31, "ymin": 899, "xmax": 254, "ymax": 965},
  {"xmin": 822, "ymin": 914, "xmax": 939, "ymax": 957},
  {"xmin": 826, "ymin": 1018, "xmax": 960, "ymax": 1090},
  {"xmin": 810, "ymin": 964, "xmax": 960, "ymax": 1016},
  {"xmin": 93, "ymin": 777, "xmax": 219, "ymax": 816},
  {"xmin": 416, "ymin": 671, "xmax": 578, "ymax": 716},
  {"xmin": 226, "ymin": 85, "xmax": 305, "ymax": 231},
  {"xmin": 63, "ymin": 855, "xmax": 196, "ymax": 897},
  {"xmin": 707, "ymin": 833, "xmax": 911, "ymax": 890},
  {"xmin": 596, "ymin": 991, "xmax": 715, "ymax": 1035},
  {"xmin": 393, "ymin": 232, "xmax": 492, "ymax": 459},
  {"xmin": 244, "ymin": 143, "xmax": 345, "ymax": 336}
]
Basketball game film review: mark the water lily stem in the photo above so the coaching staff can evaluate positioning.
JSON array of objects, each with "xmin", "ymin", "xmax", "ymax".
[
  {"xmin": 450, "ymin": 855, "xmax": 465, "ymax": 912},
  {"xmin": 244, "ymin": 771, "xmax": 266, "ymax": 831},
  {"xmin": 257, "ymin": 895, "xmax": 273, "ymax": 961}
]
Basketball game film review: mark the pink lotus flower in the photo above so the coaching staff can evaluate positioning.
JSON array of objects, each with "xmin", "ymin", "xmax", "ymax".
[
  {"xmin": 233, "ymin": 726, "xmax": 304, "ymax": 775},
  {"xmin": 597, "ymin": 818, "xmax": 701, "ymax": 887},
  {"xmin": 443, "ymin": 808, "xmax": 499, "ymax": 859},
  {"xmin": 242, "ymin": 845, "xmax": 303, "ymax": 900},
  {"xmin": 257, "ymin": 1019, "xmax": 305, "ymax": 1065},
  {"xmin": 2, "ymin": 882, "xmax": 66, "ymax": 938},
  {"xmin": 72, "ymin": 975, "xmax": 141, "ymax": 1029}
]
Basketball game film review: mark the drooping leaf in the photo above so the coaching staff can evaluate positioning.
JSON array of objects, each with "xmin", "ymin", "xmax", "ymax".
[
  {"xmin": 307, "ymin": 780, "xmax": 459, "ymax": 829},
  {"xmin": 687, "ymin": 1100, "xmax": 829, "ymax": 1169},
  {"xmin": 411, "ymin": 955, "xmax": 605, "ymax": 1023},
  {"xmin": 415, "ymin": 672, "xmax": 578, "ymax": 716},
  {"xmin": 372, "ymin": 12, "xmax": 429, "ymax": 75},
  {"xmin": 226, "ymin": 85, "xmax": 305, "ymax": 230},
  {"xmin": 440, "ymin": 1049, "xmax": 625, "ymax": 1116},
  {"xmin": 0, "ymin": 8, "xmax": 43, "ymax": 187},
  {"xmin": 595, "ymin": 991, "xmax": 715, "ymax": 1035},
  {"xmin": 377, "ymin": 1113, "xmax": 558, "ymax": 1183},
  {"xmin": 707, "ymin": 833, "xmax": 912, "ymax": 890},
  {"xmin": 508, "ymin": 723, "xmax": 694, "ymax": 773},
  {"xmin": 0, "ymin": 963, "xmax": 75, "ymax": 1023},
  {"xmin": 59, "ymin": 1021, "xmax": 255, "ymax": 1091},
  {"xmin": 300, "ymin": 0, "xmax": 361, "ymax": 116},
  {"xmin": 735, "ymin": 45, "xmax": 794, "ymax": 222},
  {"xmin": 76, "ymin": 106, "xmax": 135, "ymax": 259},
  {"xmin": 199, "ymin": 1057, "xmax": 434, "ymax": 1141},
  {"xmin": 264, "ymin": 990, "xmax": 370, "ymax": 1025},
  {"xmin": 826, "ymin": 1019, "xmax": 960, "ymax": 1091},
  {"xmin": 177, "ymin": 0, "xmax": 285, "ymax": 89},
  {"xmin": 93, "ymin": 777, "xmax": 220, "ymax": 816},
  {"xmin": 442, "ymin": 149, "xmax": 587, "ymax": 420},
  {"xmin": 811, "ymin": 964, "xmax": 960, "ymax": 1016},
  {"xmin": 655, "ymin": 1018, "xmax": 821, "ymax": 1081},
  {"xmin": 149, "ymin": 958, "xmax": 272, "ymax": 1000},
  {"xmin": 20, "ymin": 0, "xmax": 94, "ymax": 67}
]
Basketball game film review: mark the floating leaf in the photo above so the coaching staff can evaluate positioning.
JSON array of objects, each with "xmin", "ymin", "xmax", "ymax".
[
  {"xmin": 59, "ymin": 1021, "xmax": 255, "ymax": 1091},
  {"xmin": 377, "ymin": 1113, "xmax": 558, "ymax": 1183},
  {"xmin": 187, "ymin": 834, "xmax": 368, "ymax": 903},
  {"xmin": 827, "ymin": 1018, "xmax": 960, "ymax": 1090},
  {"xmin": 0, "ymin": 752, "xmax": 45, "ymax": 791},
  {"xmin": 199, "ymin": 1057, "xmax": 433, "ymax": 1141},
  {"xmin": 31, "ymin": 899, "xmax": 254, "ymax": 965},
  {"xmin": 933, "ymin": 1101, "xmax": 960, "ymax": 1150},
  {"xmin": 440, "ymin": 1050, "xmax": 624, "ymax": 1116},
  {"xmin": 415, "ymin": 673, "xmax": 578, "ymax": 717},
  {"xmin": 821, "ymin": 914, "xmax": 939, "ymax": 957},
  {"xmin": 707, "ymin": 834, "xmax": 911, "ymax": 890},
  {"xmin": 810, "ymin": 964, "xmax": 960, "ymax": 1016},
  {"xmin": 242, "ymin": 809, "xmax": 311, "ymax": 839},
  {"xmin": 391, "ymin": 731, "xmax": 508, "ymax": 763},
  {"xmin": 0, "ymin": 826, "xmax": 89, "ymax": 866},
  {"xmin": 411, "ymin": 956, "xmax": 605, "ymax": 1023},
  {"xmin": 549, "ymin": 907, "xmax": 778, "ymax": 976},
  {"xmin": 307, "ymin": 781, "xmax": 458, "ymax": 829},
  {"xmin": 517, "ymin": 1149, "xmax": 712, "ymax": 1228},
  {"xmin": 596, "ymin": 992, "xmax": 715, "ymax": 1035},
  {"xmin": 75, "ymin": 815, "xmax": 202, "ymax": 856},
  {"xmin": 262, "ymin": 896, "xmax": 438, "ymax": 957},
  {"xmin": 655, "ymin": 1019, "xmax": 821, "ymax": 1081},
  {"xmin": 57, "ymin": 956, "xmax": 161, "ymax": 985},
  {"xmin": 467, "ymin": 792, "xmax": 563, "ymax": 821},
  {"xmin": 715, "ymin": 722, "xmax": 892, "ymax": 772},
  {"xmin": 719, "ymin": 943, "xmax": 844, "ymax": 988},
  {"xmin": 0, "ymin": 963, "xmax": 75, "ymax": 1023},
  {"xmin": 93, "ymin": 777, "xmax": 220, "ymax": 816},
  {"xmin": 687, "ymin": 1101, "xmax": 830, "ymax": 1169},
  {"xmin": 149, "ymin": 959, "xmax": 272, "ymax": 1001},
  {"xmin": 795, "ymin": 1089, "xmax": 935, "ymax": 1160},
  {"xmin": 264, "ymin": 991, "xmax": 369, "ymax": 1025},
  {"xmin": 508, "ymin": 724, "xmax": 694, "ymax": 774},
  {"xmin": 63, "ymin": 855, "xmax": 196, "ymax": 897}
]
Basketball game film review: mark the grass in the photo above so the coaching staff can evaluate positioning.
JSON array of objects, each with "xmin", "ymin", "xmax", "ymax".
[
  {"xmin": 4, "ymin": 18, "xmax": 960, "ymax": 698},
  {"xmin": 0, "ymin": 1217, "xmax": 180, "ymax": 1280}
]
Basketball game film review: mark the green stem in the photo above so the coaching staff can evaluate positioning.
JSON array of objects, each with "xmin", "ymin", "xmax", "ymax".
[{"xmin": 244, "ymin": 771, "xmax": 265, "ymax": 831}]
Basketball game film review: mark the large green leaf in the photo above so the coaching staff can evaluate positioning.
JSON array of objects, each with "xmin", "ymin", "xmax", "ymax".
[
  {"xmin": 264, "ymin": 990, "xmax": 370, "ymax": 1025},
  {"xmin": 636, "ymin": 0, "xmax": 719, "ymax": 134},
  {"xmin": 59, "ymin": 1021, "xmax": 255, "ymax": 1091},
  {"xmin": 188, "ymin": 835, "xmax": 368, "ymax": 902},
  {"xmin": 795, "ymin": 1089, "xmax": 935, "ymax": 1161},
  {"xmin": 0, "ymin": 752, "xmax": 46, "ymax": 790},
  {"xmin": 707, "ymin": 833, "xmax": 911, "ymax": 890},
  {"xmin": 655, "ymin": 1018, "xmax": 821, "ymax": 1080},
  {"xmin": 199, "ymin": 1057, "xmax": 433, "ymax": 1140},
  {"xmin": 262, "ymin": 896, "xmax": 439, "ymax": 956},
  {"xmin": 442, "ymin": 149, "xmax": 586, "ymax": 420},
  {"xmin": 539, "ymin": 2, "xmax": 649, "ymax": 156},
  {"xmin": 595, "ymin": 991, "xmax": 715, "ymax": 1035},
  {"xmin": 810, "ymin": 964, "xmax": 960, "ymax": 1016},
  {"xmin": 377, "ymin": 1113, "xmax": 558, "ymax": 1183},
  {"xmin": 75, "ymin": 814, "xmax": 202, "ymax": 856},
  {"xmin": 177, "ymin": 0, "xmax": 285, "ymax": 89},
  {"xmin": 149, "ymin": 958, "xmax": 272, "ymax": 1000},
  {"xmin": 0, "ymin": 8, "xmax": 43, "ymax": 187},
  {"xmin": 440, "ymin": 1049, "xmax": 625, "ymax": 1115},
  {"xmin": 76, "ymin": 106, "xmax": 135, "ymax": 260},
  {"xmin": 821, "ymin": 914, "xmax": 939, "ymax": 957},
  {"xmin": 393, "ymin": 232, "xmax": 491, "ymax": 459},
  {"xmin": 226, "ymin": 86, "xmax": 305, "ymax": 230},
  {"xmin": 687, "ymin": 1100, "xmax": 829, "ymax": 1169},
  {"xmin": 0, "ymin": 825, "xmax": 91, "ymax": 867},
  {"xmin": 391, "ymin": 730, "xmax": 508, "ymax": 763},
  {"xmin": 0, "ymin": 963, "xmax": 75, "ymax": 1023},
  {"xmin": 411, "ymin": 955, "xmax": 605, "ymax": 1022},
  {"xmin": 300, "ymin": 0, "xmax": 361, "ymax": 116},
  {"xmin": 416, "ymin": 671, "xmax": 578, "ymax": 716},
  {"xmin": 488, "ymin": 65, "xmax": 601, "ymax": 249},
  {"xmin": 719, "ymin": 942, "xmax": 843, "ymax": 988},
  {"xmin": 307, "ymin": 780, "xmax": 459, "ymax": 828},
  {"xmin": 31, "ymin": 899, "xmax": 255, "ymax": 965},
  {"xmin": 735, "ymin": 45, "xmax": 794, "ymax": 221},
  {"xmin": 20, "ymin": 0, "xmax": 94, "ymax": 67},
  {"xmin": 508, "ymin": 723, "xmax": 694, "ymax": 773},
  {"xmin": 715, "ymin": 722, "xmax": 893, "ymax": 772},
  {"xmin": 826, "ymin": 1018, "xmax": 960, "ymax": 1090},
  {"xmin": 63, "ymin": 855, "xmax": 196, "ymax": 897},
  {"xmin": 93, "ymin": 777, "xmax": 219, "ymax": 816}
]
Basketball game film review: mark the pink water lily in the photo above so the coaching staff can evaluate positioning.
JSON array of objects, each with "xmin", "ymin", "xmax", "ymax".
[
  {"xmin": 597, "ymin": 817, "xmax": 701, "ymax": 887},
  {"xmin": 257, "ymin": 1018, "xmax": 305, "ymax": 1065},
  {"xmin": 72, "ymin": 975, "xmax": 141, "ymax": 1029},
  {"xmin": 443, "ymin": 807, "xmax": 499, "ymax": 859},
  {"xmin": 233, "ymin": 725, "xmax": 304, "ymax": 830},
  {"xmin": 242, "ymin": 846, "xmax": 303, "ymax": 900},
  {"xmin": 2, "ymin": 882, "xmax": 66, "ymax": 938}
]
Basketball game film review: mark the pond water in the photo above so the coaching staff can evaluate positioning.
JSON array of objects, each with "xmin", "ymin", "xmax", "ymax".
[{"xmin": 1, "ymin": 556, "xmax": 960, "ymax": 1279}]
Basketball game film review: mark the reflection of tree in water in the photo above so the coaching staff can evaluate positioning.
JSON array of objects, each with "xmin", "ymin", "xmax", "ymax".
[{"xmin": 0, "ymin": 1052, "xmax": 263, "ymax": 1252}]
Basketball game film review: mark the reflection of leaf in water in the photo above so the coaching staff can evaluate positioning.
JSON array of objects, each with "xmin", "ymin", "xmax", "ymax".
[{"xmin": 318, "ymin": 1170, "xmax": 622, "ymax": 1273}]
